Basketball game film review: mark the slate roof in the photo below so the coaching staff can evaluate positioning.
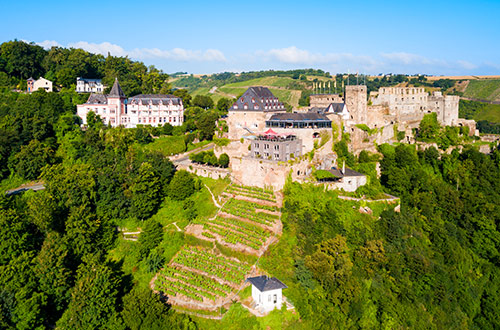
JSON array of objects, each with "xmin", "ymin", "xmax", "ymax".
[
  {"xmin": 109, "ymin": 78, "xmax": 126, "ymax": 98},
  {"xmin": 129, "ymin": 94, "xmax": 182, "ymax": 105},
  {"xmin": 268, "ymin": 112, "xmax": 331, "ymax": 122},
  {"xmin": 86, "ymin": 93, "xmax": 107, "ymax": 104},
  {"xmin": 231, "ymin": 87, "xmax": 286, "ymax": 112},
  {"xmin": 246, "ymin": 276, "xmax": 287, "ymax": 292},
  {"xmin": 327, "ymin": 103, "xmax": 346, "ymax": 113},
  {"xmin": 77, "ymin": 77, "xmax": 102, "ymax": 83},
  {"xmin": 329, "ymin": 167, "xmax": 365, "ymax": 178}
]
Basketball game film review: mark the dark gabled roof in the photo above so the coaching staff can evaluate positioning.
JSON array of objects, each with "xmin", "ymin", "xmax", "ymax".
[
  {"xmin": 246, "ymin": 276, "xmax": 287, "ymax": 292},
  {"xmin": 230, "ymin": 86, "xmax": 286, "ymax": 112},
  {"xmin": 327, "ymin": 103, "xmax": 346, "ymax": 113},
  {"xmin": 77, "ymin": 77, "xmax": 102, "ymax": 83},
  {"xmin": 109, "ymin": 78, "xmax": 126, "ymax": 98},
  {"xmin": 268, "ymin": 112, "xmax": 331, "ymax": 122},
  {"xmin": 27, "ymin": 77, "xmax": 35, "ymax": 81},
  {"xmin": 86, "ymin": 93, "xmax": 107, "ymax": 104},
  {"xmin": 328, "ymin": 167, "xmax": 365, "ymax": 178}
]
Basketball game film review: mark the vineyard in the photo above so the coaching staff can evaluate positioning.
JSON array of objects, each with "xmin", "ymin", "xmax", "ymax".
[
  {"xmin": 225, "ymin": 184, "xmax": 277, "ymax": 203},
  {"xmin": 153, "ymin": 183, "xmax": 282, "ymax": 312},
  {"xmin": 154, "ymin": 246, "xmax": 250, "ymax": 305}
]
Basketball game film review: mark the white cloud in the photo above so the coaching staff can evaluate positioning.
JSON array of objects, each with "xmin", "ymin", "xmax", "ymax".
[
  {"xmin": 36, "ymin": 40, "xmax": 62, "ymax": 49},
  {"xmin": 62, "ymin": 41, "xmax": 226, "ymax": 62},
  {"xmin": 255, "ymin": 46, "xmax": 381, "ymax": 72},
  {"xmin": 457, "ymin": 60, "xmax": 477, "ymax": 70}
]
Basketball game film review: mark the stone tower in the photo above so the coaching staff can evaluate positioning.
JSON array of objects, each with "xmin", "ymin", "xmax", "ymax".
[{"xmin": 344, "ymin": 85, "xmax": 367, "ymax": 124}]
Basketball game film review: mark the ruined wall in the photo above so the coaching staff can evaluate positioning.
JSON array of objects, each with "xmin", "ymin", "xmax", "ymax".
[
  {"xmin": 227, "ymin": 111, "xmax": 268, "ymax": 139},
  {"xmin": 371, "ymin": 87, "xmax": 460, "ymax": 127},
  {"xmin": 230, "ymin": 157, "xmax": 291, "ymax": 190},
  {"xmin": 310, "ymin": 94, "xmax": 343, "ymax": 107},
  {"xmin": 177, "ymin": 163, "xmax": 230, "ymax": 180}
]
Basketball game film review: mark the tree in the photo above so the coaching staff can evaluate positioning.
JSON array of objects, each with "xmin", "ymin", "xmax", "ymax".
[
  {"xmin": 173, "ymin": 89, "xmax": 192, "ymax": 107},
  {"xmin": 138, "ymin": 220, "xmax": 163, "ymax": 258},
  {"xmin": 35, "ymin": 232, "xmax": 72, "ymax": 316},
  {"xmin": 129, "ymin": 162, "xmax": 161, "ymax": 220},
  {"xmin": 192, "ymin": 95, "xmax": 214, "ymax": 109},
  {"xmin": 196, "ymin": 111, "xmax": 218, "ymax": 141},
  {"xmin": 217, "ymin": 97, "xmax": 233, "ymax": 112},
  {"xmin": 9, "ymin": 139, "xmax": 55, "ymax": 180},
  {"xmin": 122, "ymin": 287, "xmax": 169, "ymax": 330},
  {"xmin": 168, "ymin": 170, "xmax": 195, "ymax": 201},
  {"xmin": 418, "ymin": 113, "xmax": 440, "ymax": 141},
  {"xmin": 218, "ymin": 153, "xmax": 230, "ymax": 168},
  {"xmin": 56, "ymin": 256, "xmax": 124, "ymax": 329},
  {"xmin": 162, "ymin": 123, "xmax": 173, "ymax": 135}
]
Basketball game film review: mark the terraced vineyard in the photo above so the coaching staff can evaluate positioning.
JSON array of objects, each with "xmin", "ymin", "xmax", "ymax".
[
  {"xmin": 194, "ymin": 216, "xmax": 271, "ymax": 250},
  {"xmin": 225, "ymin": 184, "xmax": 277, "ymax": 202},
  {"xmin": 154, "ymin": 184, "xmax": 282, "ymax": 312},
  {"xmin": 154, "ymin": 246, "xmax": 250, "ymax": 304}
]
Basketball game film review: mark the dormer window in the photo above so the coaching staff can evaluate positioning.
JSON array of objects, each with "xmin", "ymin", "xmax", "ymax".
[
  {"xmin": 251, "ymin": 98, "xmax": 255, "ymax": 103},
  {"xmin": 241, "ymin": 97, "xmax": 244, "ymax": 103}
]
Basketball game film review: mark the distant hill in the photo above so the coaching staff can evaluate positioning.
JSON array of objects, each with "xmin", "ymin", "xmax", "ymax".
[{"xmin": 463, "ymin": 79, "xmax": 500, "ymax": 102}]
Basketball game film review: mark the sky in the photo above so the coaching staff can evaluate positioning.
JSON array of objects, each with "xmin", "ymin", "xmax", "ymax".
[{"xmin": 2, "ymin": 0, "xmax": 500, "ymax": 75}]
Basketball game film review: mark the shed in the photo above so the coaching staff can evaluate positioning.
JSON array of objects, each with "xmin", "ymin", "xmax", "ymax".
[{"xmin": 246, "ymin": 275, "xmax": 287, "ymax": 312}]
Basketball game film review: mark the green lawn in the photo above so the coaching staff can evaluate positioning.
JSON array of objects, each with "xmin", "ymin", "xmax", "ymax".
[
  {"xmin": 140, "ymin": 135, "xmax": 186, "ymax": 156},
  {"xmin": 463, "ymin": 79, "xmax": 500, "ymax": 101}
]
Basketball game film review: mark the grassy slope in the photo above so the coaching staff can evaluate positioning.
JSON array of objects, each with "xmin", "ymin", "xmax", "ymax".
[
  {"xmin": 180, "ymin": 76, "xmax": 308, "ymax": 108},
  {"xmin": 108, "ymin": 177, "xmax": 230, "ymax": 291},
  {"xmin": 474, "ymin": 103, "xmax": 500, "ymax": 122},
  {"xmin": 463, "ymin": 79, "xmax": 500, "ymax": 101}
]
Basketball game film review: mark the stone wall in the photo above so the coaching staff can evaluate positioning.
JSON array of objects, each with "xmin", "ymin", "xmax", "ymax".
[
  {"xmin": 227, "ymin": 110, "xmax": 269, "ymax": 139},
  {"xmin": 310, "ymin": 94, "xmax": 343, "ymax": 108},
  {"xmin": 177, "ymin": 163, "xmax": 230, "ymax": 180}
]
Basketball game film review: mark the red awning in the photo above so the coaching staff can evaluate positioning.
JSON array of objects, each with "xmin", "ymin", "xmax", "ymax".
[{"xmin": 264, "ymin": 128, "xmax": 278, "ymax": 135}]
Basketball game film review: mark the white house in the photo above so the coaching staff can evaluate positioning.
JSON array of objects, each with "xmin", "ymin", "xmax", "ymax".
[
  {"xmin": 246, "ymin": 275, "xmax": 287, "ymax": 313},
  {"xmin": 76, "ymin": 77, "xmax": 104, "ymax": 93},
  {"xmin": 27, "ymin": 77, "xmax": 53, "ymax": 93}
]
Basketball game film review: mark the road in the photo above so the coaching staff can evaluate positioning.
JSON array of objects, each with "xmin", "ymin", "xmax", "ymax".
[
  {"xmin": 171, "ymin": 143, "xmax": 215, "ymax": 165},
  {"xmin": 6, "ymin": 183, "xmax": 45, "ymax": 196}
]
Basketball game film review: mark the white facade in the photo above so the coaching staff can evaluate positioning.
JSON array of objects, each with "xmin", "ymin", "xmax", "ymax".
[
  {"xmin": 76, "ymin": 77, "xmax": 104, "ymax": 93},
  {"xmin": 77, "ymin": 95, "xmax": 184, "ymax": 128},
  {"xmin": 127, "ymin": 96, "xmax": 184, "ymax": 127},
  {"xmin": 28, "ymin": 77, "xmax": 53, "ymax": 93},
  {"xmin": 251, "ymin": 286, "xmax": 284, "ymax": 312}
]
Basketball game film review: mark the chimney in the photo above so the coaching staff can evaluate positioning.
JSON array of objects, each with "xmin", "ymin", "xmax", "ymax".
[{"xmin": 342, "ymin": 160, "xmax": 345, "ymax": 175}]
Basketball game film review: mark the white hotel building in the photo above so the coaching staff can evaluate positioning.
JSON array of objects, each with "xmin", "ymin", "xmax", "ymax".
[{"xmin": 77, "ymin": 78, "xmax": 184, "ymax": 128}]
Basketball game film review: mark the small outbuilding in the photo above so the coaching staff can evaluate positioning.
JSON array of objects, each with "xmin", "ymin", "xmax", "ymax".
[{"xmin": 246, "ymin": 275, "xmax": 287, "ymax": 313}]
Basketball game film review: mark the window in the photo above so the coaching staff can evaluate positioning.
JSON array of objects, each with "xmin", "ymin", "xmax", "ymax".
[
  {"xmin": 268, "ymin": 295, "xmax": 271, "ymax": 302},
  {"xmin": 274, "ymin": 145, "xmax": 279, "ymax": 150}
]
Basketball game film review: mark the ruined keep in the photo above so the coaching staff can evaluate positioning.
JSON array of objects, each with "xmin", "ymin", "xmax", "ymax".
[{"xmin": 345, "ymin": 85, "xmax": 368, "ymax": 124}]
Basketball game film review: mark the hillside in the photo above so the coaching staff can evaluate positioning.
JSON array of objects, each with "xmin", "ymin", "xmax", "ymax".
[
  {"xmin": 176, "ymin": 76, "xmax": 308, "ymax": 108},
  {"xmin": 462, "ymin": 79, "xmax": 500, "ymax": 102}
]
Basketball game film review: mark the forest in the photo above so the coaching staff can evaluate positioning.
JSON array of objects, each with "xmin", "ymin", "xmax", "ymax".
[{"xmin": 1, "ymin": 40, "xmax": 500, "ymax": 329}]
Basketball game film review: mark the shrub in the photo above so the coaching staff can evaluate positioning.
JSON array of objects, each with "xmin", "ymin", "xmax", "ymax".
[{"xmin": 168, "ymin": 170, "xmax": 195, "ymax": 200}]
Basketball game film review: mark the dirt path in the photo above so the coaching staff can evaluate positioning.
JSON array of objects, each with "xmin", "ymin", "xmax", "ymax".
[{"xmin": 204, "ymin": 183, "xmax": 221, "ymax": 208}]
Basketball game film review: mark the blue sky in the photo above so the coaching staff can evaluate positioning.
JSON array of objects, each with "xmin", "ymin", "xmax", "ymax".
[{"xmin": 3, "ymin": 0, "xmax": 500, "ymax": 75}]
